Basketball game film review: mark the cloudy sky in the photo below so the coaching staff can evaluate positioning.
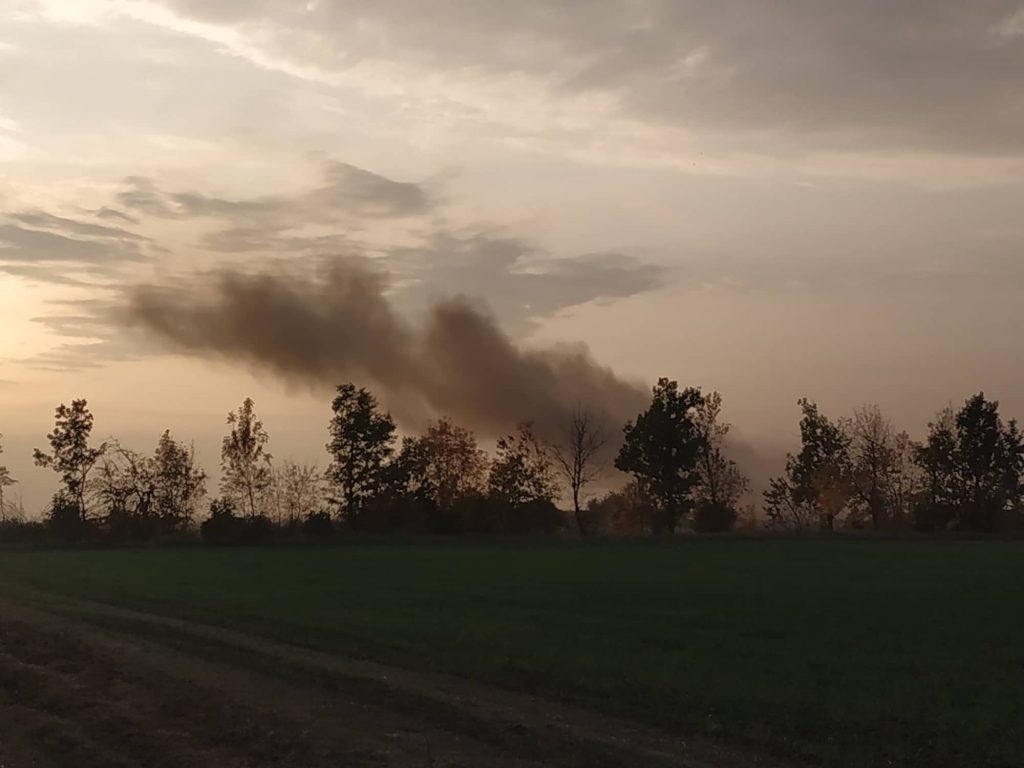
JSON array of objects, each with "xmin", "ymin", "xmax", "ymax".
[{"xmin": 2, "ymin": 0, "xmax": 1024, "ymax": 509}]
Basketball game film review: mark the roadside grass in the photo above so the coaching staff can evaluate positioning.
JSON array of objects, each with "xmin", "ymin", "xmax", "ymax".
[{"xmin": 0, "ymin": 537, "xmax": 1020, "ymax": 767}]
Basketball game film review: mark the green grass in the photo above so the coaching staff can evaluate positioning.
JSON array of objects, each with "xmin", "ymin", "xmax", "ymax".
[{"xmin": 0, "ymin": 538, "xmax": 1021, "ymax": 767}]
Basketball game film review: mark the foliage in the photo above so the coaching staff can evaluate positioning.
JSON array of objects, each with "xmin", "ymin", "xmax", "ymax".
[
  {"xmin": 269, "ymin": 460, "xmax": 323, "ymax": 525},
  {"xmin": 764, "ymin": 399, "xmax": 852, "ymax": 530},
  {"xmin": 615, "ymin": 378, "xmax": 706, "ymax": 533},
  {"xmin": 0, "ymin": 433, "xmax": 16, "ymax": 522},
  {"xmin": 914, "ymin": 394, "xmax": 1023, "ymax": 531},
  {"xmin": 33, "ymin": 400, "xmax": 107, "ymax": 520},
  {"xmin": 398, "ymin": 418, "xmax": 489, "ymax": 527},
  {"xmin": 692, "ymin": 392, "xmax": 748, "ymax": 531},
  {"xmin": 325, "ymin": 383, "xmax": 396, "ymax": 520},
  {"xmin": 220, "ymin": 398, "xmax": 273, "ymax": 518},
  {"xmin": 489, "ymin": 422, "xmax": 558, "ymax": 507}
]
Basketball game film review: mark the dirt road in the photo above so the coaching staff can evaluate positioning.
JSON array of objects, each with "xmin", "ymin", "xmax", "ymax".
[{"xmin": 0, "ymin": 592, "xmax": 783, "ymax": 767}]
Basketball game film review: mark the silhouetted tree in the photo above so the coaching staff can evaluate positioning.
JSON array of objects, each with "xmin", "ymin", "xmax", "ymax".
[
  {"xmin": 552, "ymin": 405, "xmax": 607, "ymax": 534},
  {"xmin": 841, "ymin": 405, "xmax": 918, "ymax": 530},
  {"xmin": 692, "ymin": 392, "xmax": 749, "ymax": 532},
  {"xmin": 151, "ymin": 430, "xmax": 207, "ymax": 529},
  {"xmin": 914, "ymin": 394, "xmax": 1023, "ymax": 531},
  {"xmin": 0, "ymin": 434, "xmax": 15, "ymax": 522},
  {"xmin": 616, "ymin": 379, "xmax": 706, "ymax": 533},
  {"xmin": 270, "ymin": 460, "xmax": 322, "ymax": 526},
  {"xmin": 764, "ymin": 399, "xmax": 852, "ymax": 530},
  {"xmin": 399, "ymin": 418, "xmax": 488, "ymax": 529},
  {"xmin": 94, "ymin": 443, "xmax": 156, "ymax": 538},
  {"xmin": 220, "ymin": 398, "xmax": 272, "ymax": 518},
  {"xmin": 33, "ymin": 400, "xmax": 107, "ymax": 522},
  {"xmin": 325, "ymin": 384, "xmax": 396, "ymax": 520},
  {"xmin": 489, "ymin": 423, "xmax": 558, "ymax": 507},
  {"xmin": 587, "ymin": 481, "xmax": 656, "ymax": 535},
  {"xmin": 487, "ymin": 423, "xmax": 561, "ymax": 533}
]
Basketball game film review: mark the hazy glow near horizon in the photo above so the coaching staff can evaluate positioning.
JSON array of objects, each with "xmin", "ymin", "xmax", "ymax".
[{"xmin": 2, "ymin": 0, "xmax": 1024, "ymax": 510}]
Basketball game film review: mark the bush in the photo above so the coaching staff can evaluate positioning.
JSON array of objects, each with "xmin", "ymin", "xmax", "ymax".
[
  {"xmin": 303, "ymin": 511, "xmax": 334, "ymax": 540},
  {"xmin": 693, "ymin": 501, "xmax": 738, "ymax": 533},
  {"xmin": 47, "ymin": 497, "xmax": 88, "ymax": 542},
  {"xmin": 200, "ymin": 499, "xmax": 274, "ymax": 544}
]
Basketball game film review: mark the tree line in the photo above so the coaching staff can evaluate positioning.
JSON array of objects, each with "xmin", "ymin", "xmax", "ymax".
[{"xmin": 1, "ymin": 382, "xmax": 1021, "ymax": 543}]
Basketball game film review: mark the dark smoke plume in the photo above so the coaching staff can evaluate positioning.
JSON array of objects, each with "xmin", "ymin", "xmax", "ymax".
[{"xmin": 125, "ymin": 259, "xmax": 648, "ymax": 441}]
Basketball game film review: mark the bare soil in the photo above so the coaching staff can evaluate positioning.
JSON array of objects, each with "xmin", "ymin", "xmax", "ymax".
[{"xmin": 0, "ymin": 592, "xmax": 787, "ymax": 767}]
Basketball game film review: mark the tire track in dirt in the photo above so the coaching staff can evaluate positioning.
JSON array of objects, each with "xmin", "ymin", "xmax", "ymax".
[{"xmin": 0, "ymin": 589, "xmax": 790, "ymax": 767}]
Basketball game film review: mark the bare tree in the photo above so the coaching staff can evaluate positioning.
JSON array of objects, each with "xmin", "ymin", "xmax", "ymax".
[
  {"xmin": 552, "ymin": 405, "xmax": 607, "ymax": 534},
  {"xmin": 692, "ymin": 392, "xmax": 749, "ymax": 525},
  {"xmin": 270, "ymin": 461, "xmax": 323, "ymax": 525},
  {"xmin": 0, "ymin": 433, "xmax": 16, "ymax": 522}
]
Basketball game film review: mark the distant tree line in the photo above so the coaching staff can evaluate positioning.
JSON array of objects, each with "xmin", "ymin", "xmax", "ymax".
[{"xmin": 1, "ymin": 383, "xmax": 1021, "ymax": 544}]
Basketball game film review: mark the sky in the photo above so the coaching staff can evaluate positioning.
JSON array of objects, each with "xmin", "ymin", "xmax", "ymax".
[{"xmin": 2, "ymin": 0, "xmax": 1024, "ymax": 511}]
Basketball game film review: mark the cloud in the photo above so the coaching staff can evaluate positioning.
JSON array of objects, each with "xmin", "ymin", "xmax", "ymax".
[
  {"xmin": 118, "ymin": 159, "xmax": 432, "ymax": 223},
  {"xmin": 387, "ymin": 232, "xmax": 667, "ymax": 333},
  {"xmin": 0, "ymin": 205, "xmax": 152, "ymax": 286},
  {"xmin": 123, "ymin": 257, "xmax": 649, "ymax": 442},
  {"xmin": 9, "ymin": 158, "xmax": 667, "ymax": 368},
  {"xmin": 143, "ymin": 0, "xmax": 1024, "ymax": 157}
]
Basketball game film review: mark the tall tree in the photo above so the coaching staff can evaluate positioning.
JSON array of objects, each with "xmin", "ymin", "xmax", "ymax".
[
  {"xmin": 401, "ymin": 418, "xmax": 488, "ymax": 513},
  {"xmin": 33, "ymin": 399, "xmax": 107, "ymax": 521},
  {"xmin": 0, "ymin": 434, "xmax": 16, "ymax": 522},
  {"xmin": 615, "ymin": 379, "xmax": 706, "ymax": 533},
  {"xmin": 151, "ymin": 431, "xmax": 207, "ymax": 529},
  {"xmin": 220, "ymin": 398, "xmax": 273, "ymax": 518},
  {"xmin": 764, "ymin": 399, "xmax": 852, "ymax": 530},
  {"xmin": 270, "ymin": 460, "xmax": 323, "ymax": 525},
  {"xmin": 325, "ymin": 384, "xmax": 396, "ymax": 519},
  {"xmin": 489, "ymin": 422, "xmax": 559, "ymax": 508},
  {"xmin": 692, "ymin": 392, "xmax": 749, "ymax": 532},
  {"xmin": 551, "ymin": 405, "xmax": 607, "ymax": 535},
  {"xmin": 915, "ymin": 394, "xmax": 1023, "ymax": 531},
  {"xmin": 843, "ymin": 405, "xmax": 900, "ymax": 529}
]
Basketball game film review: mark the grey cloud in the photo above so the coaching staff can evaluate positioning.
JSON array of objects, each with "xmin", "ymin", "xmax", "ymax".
[
  {"xmin": 11, "ymin": 210, "xmax": 146, "ymax": 241},
  {"xmin": 123, "ymin": 257, "xmax": 649, "ymax": 441},
  {"xmin": 157, "ymin": 0, "xmax": 1024, "ymax": 155},
  {"xmin": 119, "ymin": 160, "xmax": 432, "ymax": 223},
  {"xmin": 93, "ymin": 207, "xmax": 140, "ymax": 224},
  {"xmin": 0, "ymin": 207, "xmax": 152, "ymax": 287},
  {"xmin": 387, "ymin": 232, "xmax": 668, "ymax": 332},
  {"xmin": 0, "ymin": 224, "xmax": 144, "ymax": 265},
  {"xmin": 13, "ymin": 159, "xmax": 666, "ymax": 367}
]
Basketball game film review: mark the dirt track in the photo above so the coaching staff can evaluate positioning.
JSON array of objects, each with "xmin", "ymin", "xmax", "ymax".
[{"xmin": 0, "ymin": 593, "xmax": 785, "ymax": 768}]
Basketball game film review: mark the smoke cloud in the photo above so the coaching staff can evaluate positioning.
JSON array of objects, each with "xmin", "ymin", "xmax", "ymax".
[{"xmin": 125, "ymin": 259, "xmax": 649, "ymax": 441}]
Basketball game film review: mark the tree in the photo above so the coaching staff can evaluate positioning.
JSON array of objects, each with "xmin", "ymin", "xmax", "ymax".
[
  {"xmin": 401, "ymin": 418, "xmax": 488, "ymax": 517},
  {"xmin": 692, "ymin": 392, "xmax": 749, "ymax": 532},
  {"xmin": 325, "ymin": 384, "xmax": 396, "ymax": 520},
  {"xmin": 551, "ymin": 405, "xmax": 607, "ymax": 534},
  {"xmin": 841, "ymin": 405, "xmax": 919, "ymax": 530},
  {"xmin": 151, "ymin": 431, "xmax": 207, "ymax": 529},
  {"xmin": 488, "ymin": 423, "xmax": 561, "ymax": 533},
  {"xmin": 220, "ymin": 398, "xmax": 273, "ymax": 518},
  {"xmin": 0, "ymin": 434, "xmax": 16, "ymax": 523},
  {"xmin": 615, "ymin": 379, "xmax": 706, "ymax": 533},
  {"xmin": 914, "ymin": 394, "xmax": 1023, "ymax": 531},
  {"xmin": 764, "ymin": 399, "xmax": 851, "ymax": 530},
  {"xmin": 33, "ymin": 399, "xmax": 107, "ymax": 521},
  {"xmin": 489, "ymin": 423, "xmax": 558, "ymax": 508},
  {"xmin": 94, "ymin": 443, "xmax": 154, "ymax": 518},
  {"xmin": 270, "ymin": 460, "xmax": 323, "ymax": 526}
]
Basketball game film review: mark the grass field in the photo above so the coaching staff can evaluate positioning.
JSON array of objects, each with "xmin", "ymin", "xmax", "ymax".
[{"xmin": 0, "ymin": 538, "xmax": 1021, "ymax": 767}]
